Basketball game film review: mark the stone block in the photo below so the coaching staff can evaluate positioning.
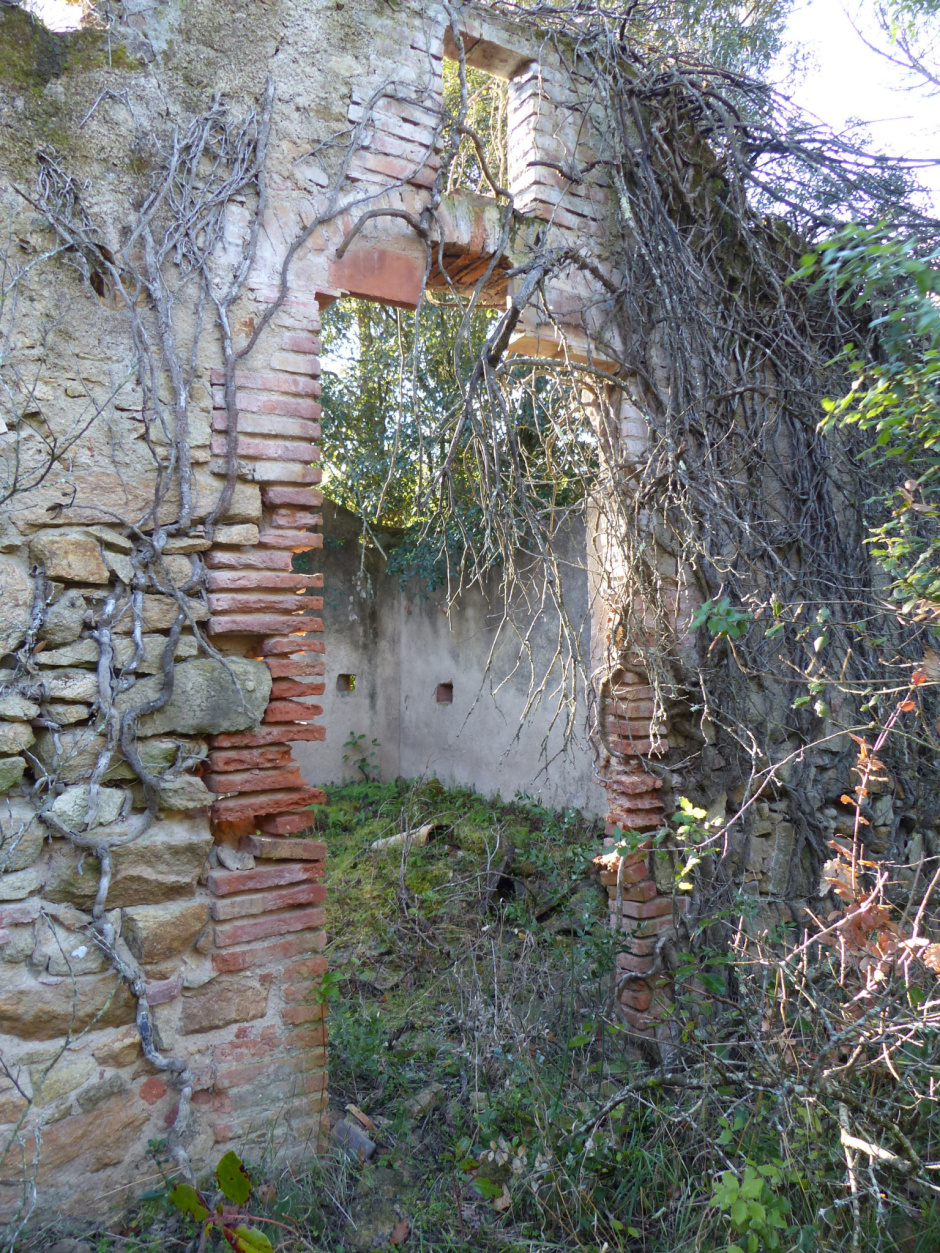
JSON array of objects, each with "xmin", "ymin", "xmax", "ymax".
[
  {"xmin": 34, "ymin": 1093, "xmax": 148, "ymax": 1184},
  {"xmin": 31, "ymin": 1055, "xmax": 97, "ymax": 1106},
  {"xmin": 0, "ymin": 970, "xmax": 135, "ymax": 1039},
  {"xmin": 0, "ymin": 758, "xmax": 26, "ymax": 794},
  {"xmin": 0, "ymin": 864, "xmax": 44, "ymax": 900},
  {"xmin": 0, "ymin": 799, "xmax": 46, "ymax": 871},
  {"xmin": 45, "ymin": 702, "xmax": 92, "ymax": 725},
  {"xmin": 123, "ymin": 899, "xmax": 209, "ymax": 964},
  {"xmin": 0, "ymin": 557, "xmax": 34, "ymax": 655},
  {"xmin": 0, "ymin": 692, "xmax": 40, "ymax": 720},
  {"xmin": 180, "ymin": 974, "xmax": 268, "ymax": 1034},
  {"xmin": 47, "ymin": 785, "xmax": 126, "ymax": 831},
  {"xmin": 38, "ymin": 586, "xmax": 88, "ymax": 646},
  {"xmin": 0, "ymin": 722, "xmax": 34, "ymax": 756},
  {"xmin": 44, "ymin": 812, "xmax": 212, "ymax": 907},
  {"xmin": 214, "ymin": 524, "xmax": 261, "ymax": 546},
  {"xmin": 39, "ymin": 669, "xmax": 99, "ymax": 703},
  {"xmin": 158, "ymin": 775, "xmax": 215, "ymax": 811},
  {"xmin": 29, "ymin": 533, "xmax": 109, "ymax": 584},
  {"xmin": 91, "ymin": 1025, "xmax": 141, "ymax": 1068},
  {"xmin": 116, "ymin": 658, "xmax": 271, "ymax": 736}
]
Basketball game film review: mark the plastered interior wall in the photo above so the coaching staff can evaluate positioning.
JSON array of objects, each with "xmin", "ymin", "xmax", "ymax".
[{"xmin": 294, "ymin": 501, "xmax": 605, "ymax": 815}]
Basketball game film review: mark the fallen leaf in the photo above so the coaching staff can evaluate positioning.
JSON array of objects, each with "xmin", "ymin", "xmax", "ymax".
[
  {"xmin": 390, "ymin": 1217, "xmax": 411, "ymax": 1245},
  {"xmin": 493, "ymin": 1185, "xmax": 512, "ymax": 1212}
]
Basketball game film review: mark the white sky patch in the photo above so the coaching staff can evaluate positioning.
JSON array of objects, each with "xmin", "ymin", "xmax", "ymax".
[
  {"xmin": 22, "ymin": 0, "xmax": 84, "ymax": 32},
  {"xmin": 778, "ymin": 0, "xmax": 940, "ymax": 211}
]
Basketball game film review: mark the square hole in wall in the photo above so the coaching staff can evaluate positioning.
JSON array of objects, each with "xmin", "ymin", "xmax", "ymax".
[
  {"xmin": 436, "ymin": 682, "xmax": 454, "ymax": 704},
  {"xmin": 337, "ymin": 674, "xmax": 357, "ymax": 693}
]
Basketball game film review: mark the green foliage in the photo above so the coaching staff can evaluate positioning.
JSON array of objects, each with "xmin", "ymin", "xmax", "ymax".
[
  {"xmin": 710, "ymin": 1163, "xmax": 792, "ymax": 1252},
  {"xmin": 342, "ymin": 730, "xmax": 380, "ymax": 781},
  {"xmin": 169, "ymin": 1149, "xmax": 274, "ymax": 1253},
  {"xmin": 217, "ymin": 1149, "xmax": 252, "ymax": 1206},
  {"xmin": 796, "ymin": 224, "xmax": 940, "ymax": 611},
  {"xmin": 691, "ymin": 595, "xmax": 753, "ymax": 640}
]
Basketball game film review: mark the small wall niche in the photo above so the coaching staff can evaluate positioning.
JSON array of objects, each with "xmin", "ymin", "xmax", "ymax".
[
  {"xmin": 436, "ymin": 682, "xmax": 454, "ymax": 704},
  {"xmin": 336, "ymin": 673, "xmax": 357, "ymax": 693}
]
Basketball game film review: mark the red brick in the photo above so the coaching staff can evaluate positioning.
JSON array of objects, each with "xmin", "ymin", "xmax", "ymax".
[
  {"xmin": 263, "ymin": 486, "xmax": 324, "ymax": 507},
  {"xmin": 609, "ymin": 896, "xmax": 673, "ymax": 920},
  {"xmin": 208, "ymin": 593, "xmax": 323, "ymax": 614},
  {"xmin": 208, "ymin": 860, "xmax": 324, "ymax": 896},
  {"xmin": 209, "ymin": 434, "xmax": 320, "ymax": 463},
  {"xmin": 271, "ymin": 509, "xmax": 323, "ymax": 529},
  {"xmin": 211, "ymin": 787, "xmax": 326, "ymax": 822},
  {"xmin": 280, "ymin": 333, "xmax": 322, "ymax": 354},
  {"xmin": 284, "ymin": 955, "xmax": 329, "ymax": 979},
  {"xmin": 206, "ymin": 549, "xmax": 292, "ymax": 570},
  {"xmin": 216, "ymin": 1053, "xmax": 321, "ymax": 1090},
  {"xmin": 264, "ymin": 699, "xmax": 324, "ymax": 723},
  {"xmin": 211, "ymin": 411, "xmax": 321, "ymax": 441},
  {"xmin": 265, "ymin": 658, "xmax": 327, "ymax": 678},
  {"xmin": 615, "ymin": 951, "xmax": 658, "ymax": 974},
  {"xmin": 214, "ymin": 904, "xmax": 326, "ymax": 948},
  {"xmin": 206, "ymin": 765, "xmax": 306, "ymax": 795},
  {"xmin": 270, "ymin": 351, "xmax": 321, "ymax": 375},
  {"xmin": 270, "ymin": 679, "xmax": 324, "ymax": 700},
  {"xmin": 0, "ymin": 900, "xmax": 40, "ymax": 927},
  {"xmin": 207, "ymin": 571, "xmax": 321, "ymax": 591},
  {"xmin": 258, "ymin": 811, "xmax": 315, "ymax": 835},
  {"xmin": 244, "ymin": 834, "xmax": 326, "ymax": 860},
  {"xmin": 209, "ymin": 615, "xmax": 323, "ymax": 636},
  {"xmin": 619, "ymin": 983, "xmax": 653, "ymax": 1012},
  {"xmin": 211, "ymin": 880, "xmax": 325, "ymax": 921},
  {"xmin": 606, "ymin": 738, "xmax": 654, "ymax": 757},
  {"xmin": 605, "ymin": 879, "xmax": 659, "ymax": 904},
  {"xmin": 211, "ymin": 388, "xmax": 322, "ymax": 420},
  {"xmin": 208, "ymin": 745, "xmax": 294, "ymax": 772},
  {"xmin": 282, "ymin": 978, "xmax": 324, "ymax": 1003},
  {"xmin": 260, "ymin": 636, "xmax": 324, "ymax": 654},
  {"xmin": 602, "ymin": 772, "xmax": 663, "ymax": 796},
  {"xmin": 258, "ymin": 530, "xmax": 324, "ymax": 550},
  {"xmin": 211, "ymin": 369, "xmax": 322, "ymax": 396},
  {"xmin": 209, "ymin": 725, "xmax": 325, "ymax": 748},
  {"xmin": 139, "ymin": 1077, "xmax": 167, "ymax": 1106},
  {"xmin": 213, "ymin": 1121, "xmax": 234, "ymax": 1143},
  {"xmin": 284, "ymin": 1022, "xmax": 328, "ymax": 1048},
  {"xmin": 280, "ymin": 1001, "xmax": 327, "ymax": 1026},
  {"xmin": 211, "ymin": 928, "xmax": 327, "ymax": 973},
  {"xmin": 597, "ymin": 860, "xmax": 650, "ymax": 888}
]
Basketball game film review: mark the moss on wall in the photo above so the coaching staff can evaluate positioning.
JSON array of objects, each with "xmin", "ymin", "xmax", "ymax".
[{"xmin": 0, "ymin": 5, "xmax": 138, "ymax": 92}]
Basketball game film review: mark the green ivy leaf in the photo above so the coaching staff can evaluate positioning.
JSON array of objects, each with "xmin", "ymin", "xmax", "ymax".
[
  {"xmin": 169, "ymin": 1183, "xmax": 210, "ymax": 1223},
  {"xmin": 473, "ymin": 1178, "xmax": 505, "ymax": 1199},
  {"xmin": 232, "ymin": 1225, "xmax": 274, "ymax": 1253},
  {"xmin": 217, "ymin": 1150, "xmax": 253, "ymax": 1206}
]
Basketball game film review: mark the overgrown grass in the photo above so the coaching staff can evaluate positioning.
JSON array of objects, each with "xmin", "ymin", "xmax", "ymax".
[{"xmin": 37, "ymin": 780, "xmax": 940, "ymax": 1253}]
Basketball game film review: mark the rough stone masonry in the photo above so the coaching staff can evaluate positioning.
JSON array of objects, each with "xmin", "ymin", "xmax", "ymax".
[{"xmin": 0, "ymin": 0, "xmax": 675, "ymax": 1224}]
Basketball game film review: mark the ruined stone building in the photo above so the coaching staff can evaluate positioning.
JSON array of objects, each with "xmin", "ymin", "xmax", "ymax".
[{"xmin": 0, "ymin": 0, "xmax": 694, "ymax": 1222}]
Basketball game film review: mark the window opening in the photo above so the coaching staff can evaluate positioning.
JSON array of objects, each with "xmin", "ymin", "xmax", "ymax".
[
  {"xmin": 436, "ymin": 682, "xmax": 454, "ymax": 704},
  {"xmin": 441, "ymin": 58, "xmax": 508, "ymax": 198},
  {"xmin": 337, "ymin": 673, "xmax": 357, "ymax": 693}
]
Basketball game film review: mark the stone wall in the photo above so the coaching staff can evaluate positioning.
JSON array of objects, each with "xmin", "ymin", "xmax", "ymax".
[{"xmin": 0, "ymin": 0, "xmax": 649, "ymax": 1225}]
